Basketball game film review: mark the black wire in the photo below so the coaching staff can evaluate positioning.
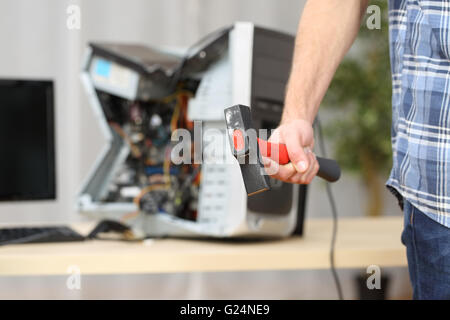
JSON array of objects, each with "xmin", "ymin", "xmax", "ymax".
[{"xmin": 315, "ymin": 116, "xmax": 344, "ymax": 300}]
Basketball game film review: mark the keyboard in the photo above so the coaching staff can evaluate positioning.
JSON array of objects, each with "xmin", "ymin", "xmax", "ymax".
[{"xmin": 0, "ymin": 226, "xmax": 85, "ymax": 245}]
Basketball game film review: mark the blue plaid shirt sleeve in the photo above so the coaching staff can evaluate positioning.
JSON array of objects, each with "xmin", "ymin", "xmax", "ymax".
[{"xmin": 387, "ymin": 0, "xmax": 450, "ymax": 227}]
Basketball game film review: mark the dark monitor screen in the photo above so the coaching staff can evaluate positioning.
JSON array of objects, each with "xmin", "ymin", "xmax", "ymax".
[{"xmin": 0, "ymin": 79, "xmax": 56, "ymax": 201}]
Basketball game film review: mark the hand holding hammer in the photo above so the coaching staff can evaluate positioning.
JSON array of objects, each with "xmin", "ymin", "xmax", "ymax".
[
  {"xmin": 260, "ymin": 118, "xmax": 320, "ymax": 185},
  {"xmin": 224, "ymin": 105, "xmax": 340, "ymax": 196}
]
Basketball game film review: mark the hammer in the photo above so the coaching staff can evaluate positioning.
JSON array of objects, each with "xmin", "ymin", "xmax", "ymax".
[{"xmin": 224, "ymin": 104, "xmax": 341, "ymax": 196}]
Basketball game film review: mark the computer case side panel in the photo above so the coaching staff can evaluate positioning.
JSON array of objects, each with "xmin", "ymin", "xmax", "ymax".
[
  {"xmin": 245, "ymin": 25, "xmax": 306, "ymax": 237},
  {"xmin": 78, "ymin": 48, "xmax": 134, "ymax": 214}
]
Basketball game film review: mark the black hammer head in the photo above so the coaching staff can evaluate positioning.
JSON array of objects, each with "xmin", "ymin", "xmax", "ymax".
[{"xmin": 224, "ymin": 104, "xmax": 270, "ymax": 196}]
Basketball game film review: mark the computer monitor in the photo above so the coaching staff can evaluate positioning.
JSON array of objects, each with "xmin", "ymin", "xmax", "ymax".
[{"xmin": 0, "ymin": 79, "xmax": 56, "ymax": 201}]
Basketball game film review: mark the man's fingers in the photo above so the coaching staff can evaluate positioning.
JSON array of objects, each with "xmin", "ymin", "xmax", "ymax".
[
  {"xmin": 283, "ymin": 131, "xmax": 309, "ymax": 174},
  {"xmin": 289, "ymin": 153, "xmax": 317, "ymax": 184},
  {"xmin": 261, "ymin": 156, "xmax": 279, "ymax": 176},
  {"xmin": 278, "ymin": 163, "xmax": 298, "ymax": 181},
  {"xmin": 303, "ymin": 152, "xmax": 319, "ymax": 183},
  {"xmin": 264, "ymin": 151, "xmax": 319, "ymax": 185},
  {"xmin": 262, "ymin": 157, "xmax": 297, "ymax": 182}
]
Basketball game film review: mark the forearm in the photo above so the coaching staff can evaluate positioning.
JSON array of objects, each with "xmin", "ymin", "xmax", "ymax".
[{"xmin": 282, "ymin": 0, "xmax": 369, "ymax": 124}]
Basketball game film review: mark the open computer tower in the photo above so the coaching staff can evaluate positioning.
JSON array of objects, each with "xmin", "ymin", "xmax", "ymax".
[{"xmin": 78, "ymin": 22, "xmax": 307, "ymax": 238}]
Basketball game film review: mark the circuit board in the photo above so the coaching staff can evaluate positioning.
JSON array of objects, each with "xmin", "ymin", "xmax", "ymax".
[{"xmin": 95, "ymin": 82, "xmax": 201, "ymax": 222}]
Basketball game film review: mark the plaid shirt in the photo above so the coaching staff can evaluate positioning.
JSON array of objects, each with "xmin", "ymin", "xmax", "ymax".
[{"xmin": 388, "ymin": 0, "xmax": 450, "ymax": 227}]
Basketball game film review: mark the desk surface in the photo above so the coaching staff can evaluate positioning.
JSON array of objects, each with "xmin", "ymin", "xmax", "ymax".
[{"xmin": 0, "ymin": 217, "xmax": 406, "ymax": 276}]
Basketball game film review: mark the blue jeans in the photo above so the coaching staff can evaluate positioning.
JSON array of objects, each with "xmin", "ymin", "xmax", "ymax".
[{"xmin": 402, "ymin": 201, "xmax": 450, "ymax": 299}]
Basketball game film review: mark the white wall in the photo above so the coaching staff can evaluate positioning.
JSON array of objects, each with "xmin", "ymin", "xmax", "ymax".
[
  {"xmin": 0, "ymin": 0, "xmax": 408, "ymax": 299},
  {"xmin": 0, "ymin": 0, "xmax": 400, "ymax": 224}
]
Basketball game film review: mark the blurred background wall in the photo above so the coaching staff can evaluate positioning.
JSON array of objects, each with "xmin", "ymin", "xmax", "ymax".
[{"xmin": 0, "ymin": 0, "xmax": 410, "ymax": 299}]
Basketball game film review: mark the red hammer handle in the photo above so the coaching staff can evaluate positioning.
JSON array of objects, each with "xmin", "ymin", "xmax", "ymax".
[{"xmin": 257, "ymin": 138, "xmax": 290, "ymax": 165}]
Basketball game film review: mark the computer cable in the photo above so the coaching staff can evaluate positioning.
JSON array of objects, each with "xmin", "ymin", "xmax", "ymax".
[
  {"xmin": 315, "ymin": 116, "xmax": 344, "ymax": 300},
  {"xmin": 87, "ymin": 220, "xmax": 139, "ymax": 241}
]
